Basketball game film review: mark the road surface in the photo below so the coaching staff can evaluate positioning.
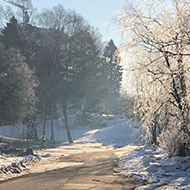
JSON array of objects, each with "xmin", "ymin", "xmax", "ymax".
[{"xmin": 0, "ymin": 144, "xmax": 145, "ymax": 190}]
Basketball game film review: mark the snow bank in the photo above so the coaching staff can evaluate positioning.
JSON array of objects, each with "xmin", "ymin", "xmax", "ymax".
[
  {"xmin": 93, "ymin": 118, "xmax": 140, "ymax": 147},
  {"xmin": 118, "ymin": 146, "xmax": 190, "ymax": 189},
  {"xmin": 0, "ymin": 114, "xmax": 137, "ymax": 141},
  {"xmin": 75, "ymin": 115, "xmax": 141, "ymax": 147},
  {"xmin": 0, "ymin": 154, "xmax": 41, "ymax": 178}
]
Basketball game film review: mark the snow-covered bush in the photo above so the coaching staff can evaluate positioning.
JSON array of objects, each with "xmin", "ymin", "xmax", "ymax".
[{"xmin": 158, "ymin": 127, "xmax": 190, "ymax": 157}]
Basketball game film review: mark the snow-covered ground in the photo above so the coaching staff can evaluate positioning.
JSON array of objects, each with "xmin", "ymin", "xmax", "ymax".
[
  {"xmin": 75, "ymin": 115, "xmax": 141, "ymax": 147},
  {"xmin": 0, "ymin": 113, "xmax": 141, "ymax": 142},
  {"xmin": 1, "ymin": 114, "xmax": 190, "ymax": 189},
  {"xmin": 74, "ymin": 115, "xmax": 190, "ymax": 189},
  {"xmin": 0, "ymin": 154, "xmax": 39, "ymax": 169},
  {"xmin": 0, "ymin": 154, "xmax": 41, "ymax": 181},
  {"xmin": 0, "ymin": 114, "xmax": 140, "ymax": 180},
  {"xmin": 118, "ymin": 146, "xmax": 190, "ymax": 190}
]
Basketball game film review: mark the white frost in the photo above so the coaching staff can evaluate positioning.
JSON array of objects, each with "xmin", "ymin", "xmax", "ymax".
[{"xmin": 118, "ymin": 146, "xmax": 190, "ymax": 189}]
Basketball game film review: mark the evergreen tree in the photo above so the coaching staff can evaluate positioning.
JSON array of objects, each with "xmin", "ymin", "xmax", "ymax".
[
  {"xmin": 103, "ymin": 39, "xmax": 122, "ymax": 114},
  {"xmin": 1, "ymin": 16, "xmax": 39, "ymax": 70},
  {"xmin": 104, "ymin": 39, "xmax": 122, "ymax": 94},
  {"xmin": 60, "ymin": 24, "xmax": 108, "ymax": 114},
  {"xmin": 1, "ymin": 16, "xmax": 25, "ymax": 50},
  {"xmin": 0, "ymin": 44, "xmax": 38, "ymax": 125},
  {"xmin": 36, "ymin": 5, "xmax": 108, "ymax": 142}
]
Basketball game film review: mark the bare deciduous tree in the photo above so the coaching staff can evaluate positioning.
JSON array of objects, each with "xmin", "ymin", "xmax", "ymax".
[{"xmin": 116, "ymin": 0, "xmax": 190, "ymax": 156}]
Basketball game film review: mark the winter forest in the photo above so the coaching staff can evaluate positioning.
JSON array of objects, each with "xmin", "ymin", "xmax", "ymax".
[
  {"xmin": 0, "ymin": 1, "xmax": 122, "ymax": 143},
  {"xmin": 1, "ymin": 0, "xmax": 190, "ymax": 155},
  {"xmin": 1, "ymin": 0, "xmax": 190, "ymax": 189}
]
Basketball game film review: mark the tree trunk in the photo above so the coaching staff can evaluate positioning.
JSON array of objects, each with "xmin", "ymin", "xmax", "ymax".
[
  {"xmin": 82, "ymin": 109, "xmax": 87, "ymax": 123},
  {"xmin": 152, "ymin": 123, "xmax": 157, "ymax": 145},
  {"xmin": 166, "ymin": 55, "xmax": 189, "ymax": 134},
  {"xmin": 63, "ymin": 104, "xmax": 73, "ymax": 143},
  {"xmin": 43, "ymin": 103, "xmax": 48, "ymax": 135},
  {"xmin": 33, "ymin": 128, "xmax": 38, "ymax": 141},
  {"xmin": 23, "ymin": 124, "xmax": 25, "ymax": 140},
  {"xmin": 50, "ymin": 111, "xmax": 55, "ymax": 143}
]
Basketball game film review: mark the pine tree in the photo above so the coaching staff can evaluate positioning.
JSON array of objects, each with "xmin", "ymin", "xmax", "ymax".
[
  {"xmin": 0, "ymin": 44, "xmax": 38, "ymax": 125},
  {"xmin": 104, "ymin": 39, "xmax": 122, "ymax": 94},
  {"xmin": 1, "ymin": 16, "xmax": 39, "ymax": 70},
  {"xmin": 103, "ymin": 39, "xmax": 122, "ymax": 114},
  {"xmin": 1, "ymin": 16, "xmax": 25, "ymax": 50}
]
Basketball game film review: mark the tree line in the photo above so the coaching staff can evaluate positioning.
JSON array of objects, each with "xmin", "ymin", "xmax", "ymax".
[{"xmin": 0, "ymin": 1, "xmax": 121, "ymax": 142}]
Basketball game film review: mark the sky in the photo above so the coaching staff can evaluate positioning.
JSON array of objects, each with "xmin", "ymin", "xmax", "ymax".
[{"xmin": 0, "ymin": 0, "xmax": 130, "ymax": 46}]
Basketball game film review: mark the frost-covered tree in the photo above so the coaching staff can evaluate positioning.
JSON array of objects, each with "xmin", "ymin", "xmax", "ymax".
[
  {"xmin": 0, "ymin": 44, "xmax": 38, "ymax": 125},
  {"xmin": 116, "ymin": 0, "xmax": 190, "ymax": 156}
]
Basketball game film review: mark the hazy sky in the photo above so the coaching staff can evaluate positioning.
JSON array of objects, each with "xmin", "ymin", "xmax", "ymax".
[{"xmin": 0, "ymin": 0, "xmax": 130, "ymax": 46}]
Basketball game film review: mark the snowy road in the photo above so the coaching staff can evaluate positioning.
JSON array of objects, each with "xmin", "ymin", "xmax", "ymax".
[{"xmin": 0, "ymin": 144, "xmax": 144, "ymax": 190}]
